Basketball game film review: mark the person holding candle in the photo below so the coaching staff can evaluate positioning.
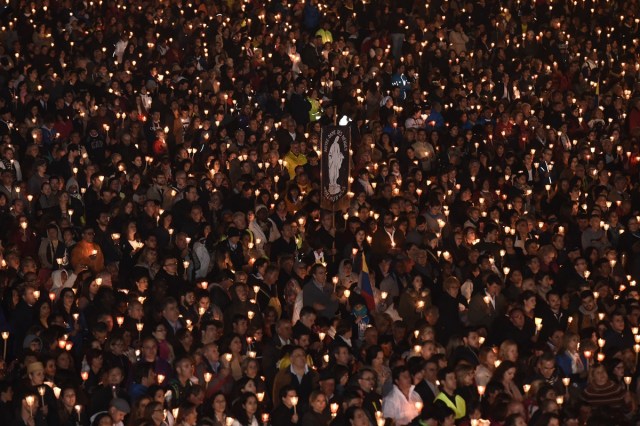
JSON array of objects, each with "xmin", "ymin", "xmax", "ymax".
[
  {"xmin": 528, "ymin": 353, "xmax": 565, "ymax": 395},
  {"xmin": 15, "ymin": 392, "xmax": 45, "ymax": 426},
  {"xmin": 397, "ymin": 275, "xmax": 428, "ymax": 331},
  {"xmin": 371, "ymin": 212, "xmax": 405, "ymax": 262},
  {"xmin": 8, "ymin": 216, "xmax": 38, "ymax": 258},
  {"xmin": 137, "ymin": 337, "xmax": 173, "ymax": 386},
  {"xmin": 87, "ymin": 365, "xmax": 128, "ymax": 416},
  {"xmin": 467, "ymin": 274, "xmax": 507, "ymax": 335},
  {"xmin": 492, "ymin": 360, "xmax": 523, "ymax": 402},
  {"xmin": 602, "ymin": 311, "xmax": 635, "ymax": 353},
  {"xmin": 202, "ymin": 392, "xmax": 229, "ymax": 426},
  {"xmin": 270, "ymin": 386, "xmax": 299, "ymax": 426},
  {"xmin": 302, "ymin": 264, "xmax": 338, "ymax": 321},
  {"xmin": 582, "ymin": 363, "xmax": 632, "ymax": 416},
  {"xmin": 17, "ymin": 362, "xmax": 59, "ymax": 426},
  {"xmin": 175, "ymin": 402, "xmax": 198, "ymax": 426},
  {"xmin": 382, "ymin": 366, "xmax": 423, "ymax": 426},
  {"xmin": 272, "ymin": 346, "xmax": 319, "ymax": 414},
  {"xmin": 69, "ymin": 227, "xmax": 104, "ymax": 274},
  {"xmin": 128, "ymin": 362, "xmax": 156, "ymax": 403},
  {"xmin": 300, "ymin": 390, "xmax": 329, "ymax": 426},
  {"xmin": 555, "ymin": 332, "xmax": 587, "ymax": 386},
  {"xmin": 37, "ymin": 224, "xmax": 66, "ymax": 272},
  {"xmin": 342, "ymin": 406, "xmax": 372, "ymax": 426},
  {"xmin": 56, "ymin": 387, "xmax": 83, "ymax": 426},
  {"xmin": 435, "ymin": 276, "xmax": 466, "ymax": 345},
  {"xmin": 167, "ymin": 357, "xmax": 195, "ymax": 409},
  {"xmin": 141, "ymin": 401, "xmax": 167, "ymax": 426},
  {"xmin": 230, "ymin": 392, "xmax": 259, "ymax": 426},
  {"xmin": 220, "ymin": 334, "xmax": 245, "ymax": 381},
  {"xmin": 567, "ymin": 290, "xmax": 599, "ymax": 334}
]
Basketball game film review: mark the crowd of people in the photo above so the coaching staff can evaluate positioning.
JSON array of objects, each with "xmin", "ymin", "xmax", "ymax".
[{"xmin": 0, "ymin": 0, "xmax": 640, "ymax": 425}]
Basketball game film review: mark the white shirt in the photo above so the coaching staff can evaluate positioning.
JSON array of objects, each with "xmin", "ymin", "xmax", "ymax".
[
  {"xmin": 232, "ymin": 418, "xmax": 258, "ymax": 426},
  {"xmin": 382, "ymin": 384, "xmax": 422, "ymax": 426}
]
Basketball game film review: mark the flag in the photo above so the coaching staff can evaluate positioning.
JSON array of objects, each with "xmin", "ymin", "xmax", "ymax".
[{"xmin": 359, "ymin": 255, "xmax": 376, "ymax": 312}]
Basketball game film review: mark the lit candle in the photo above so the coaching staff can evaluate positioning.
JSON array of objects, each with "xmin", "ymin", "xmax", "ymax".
[
  {"xmin": 38, "ymin": 386, "xmax": 45, "ymax": 406},
  {"xmin": 331, "ymin": 402, "xmax": 339, "ymax": 417},
  {"xmin": 25, "ymin": 395, "xmax": 34, "ymax": 417},
  {"xmin": 477, "ymin": 385, "xmax": 486, "ymax": 400},
  {"xmin": 1, "ymin": 331, "xmax": 8, "ymax": 359}
]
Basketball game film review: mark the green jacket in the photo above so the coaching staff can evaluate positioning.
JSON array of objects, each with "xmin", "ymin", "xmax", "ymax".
[{"xmin": 434, "ymin": 391, "xmax": 466, "ymax": 419}]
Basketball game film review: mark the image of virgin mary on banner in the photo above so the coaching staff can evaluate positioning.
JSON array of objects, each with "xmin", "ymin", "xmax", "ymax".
[{"xmin": 321, "ymin": 126, "xmax": 350, "ymax": 205}]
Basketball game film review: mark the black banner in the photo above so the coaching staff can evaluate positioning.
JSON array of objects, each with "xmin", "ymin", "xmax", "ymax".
[{"xmin": 320, "ymin": 126, "xmax": 350, "ymax": 204}]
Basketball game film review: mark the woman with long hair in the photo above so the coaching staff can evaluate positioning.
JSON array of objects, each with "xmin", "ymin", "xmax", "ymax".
[
  {"xmin": 397, "ymin": 274, "xmax": 429, "ymax": 330},
  {"xmin": 342, "ymin": 227, "xmax": 372, "ymax": 274},
  {"xmin": 133, "ymin": 247, "xmax": 161, "ymax": 280},
  {"xmin": 364, "ymin": 345, "xmax": 391, "ymax": 396},
  {"xmin": 57, "ymin": 387, "xmax": 82, "ymax": 426},
  {"xmin": 491, "ymin": 360, "xmax": 523, "ymax": 402},
  {"xmin": 33, "ymin": 299, "xmax": 51, "ymax": 330},
  {"xmin": 55, "ymin": 350, "xmax": 79, "ymax": 388},
  {"xmin": 222, "ymin": 334, "xmax": 246, "ymax": 381},
  {"xmin": 175, "ymin": 403, "xmax": 198, "ymax": 426},
  {"xmin": 110, "ymin": 198, "xmax": 138, "ymax": 235},
  {"xmin": 127, "ymin": 396, "xmax": 152, "ymax": 426},
  {"xmin": 50, "ymin": 191, "xmax": 82, "ymax": 227},
  {"xmin": 582, "ymin": 363, "xmax": 630, "ymax": 412},
  {"xmin": 204, "ymin": 392, "xmax": 230, "ymax": 426},
  {"xmin": 555, "ymin": 332, "xmax": 587, "ymax": 383},
  {"xmin": 231, "ymin": 392, "xmax": 259, "ymax": 426},
  {"xmin": 475, "ymin": 346, "xmax": 498, "ymax": 387},
  {"xmin": 143, "ymin": 401, "xmax": 169, "ymax": 426},
  {"xmin": 38, "ymin": 223, "xmax": 66, "ymax": 270},
  {"xmin": 119, "ymin": 220, "xmax": 144, "ymax": 278}
]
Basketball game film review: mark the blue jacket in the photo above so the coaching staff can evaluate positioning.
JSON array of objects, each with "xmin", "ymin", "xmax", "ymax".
[
  {"xmin": 556, "ymin": 351, "xmax": 587, "ymax": 383},
  {"xmin": 303, "ymin": 1, "xmax": 320, "ymax": 30}
]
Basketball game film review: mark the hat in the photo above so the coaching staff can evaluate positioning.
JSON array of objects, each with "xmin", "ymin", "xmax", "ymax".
[
  {"xmin": 23, "ymin": 335, "xmax": 42, "ymax": 350},
  {"xmin": 227, "ymin": 227, "xmax": 241, "ymax": 238},
  {"xmin": 254, "ymin": 205, "xmax": 268, "ymax": 214},
  {"xmin": 26, "ymin": 361, "xmax": 44, "ymax": 374},
  {"xmin": 110, "ymin": 398, "xmax": 131, "ymax": 414},
  {"xmin": 380, "ymin": 96, "xmax": 392, "ymax": 107},
  {"xmin": 318, "ymin": 368, "xmax": 335, "ymax": 382}
]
